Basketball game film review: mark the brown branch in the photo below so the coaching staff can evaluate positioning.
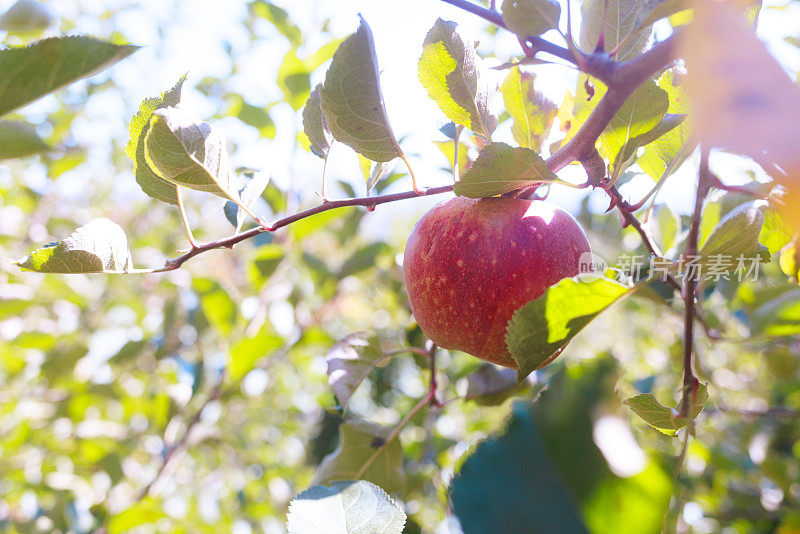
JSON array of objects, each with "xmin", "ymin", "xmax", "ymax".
[
  {"xmin": 681, "ymin": 147, "xmax": 712, "ymax": 415},
  {"xmin": 155, "ymin": 185, "xmax": 454, "ymax": 271}
]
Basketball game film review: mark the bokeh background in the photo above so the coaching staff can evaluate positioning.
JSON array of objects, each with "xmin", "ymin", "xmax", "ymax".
[{"xmin": 1, "ymin": 0, "xmax": 800, "ymax": 532}]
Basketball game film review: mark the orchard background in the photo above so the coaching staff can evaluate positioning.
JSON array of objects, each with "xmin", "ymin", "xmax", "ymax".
[{"xmin": 1, "ymin": 0, "xmax": 800, "ymax": 532}]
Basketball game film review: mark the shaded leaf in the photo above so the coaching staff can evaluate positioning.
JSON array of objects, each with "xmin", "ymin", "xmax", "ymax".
[
  {"xmin": 17, "ymin": 218, "xmax": 133, "ymax": 274},
  {"xmin": 126, "ymin": 75, "xmax": 186, "ymax": 205},
  {"xmin": 287, "ymin": 480, "xmax": 406, "ymax": 534},
  {"xmin": 464, "ymin": 363, "xmax": 521, "ymax": 406},
  {"xmin": 0, "ymin": 36, "xmax": 138, "ymax": 117},
  {"xmin": 223, "ymin": 169, "xmax": 270, "ymax": 232},
  {"xmin": 500, "ymin": 68, "xmax": 556, "ymax": 152},
  {"xmin": 0, "ymin": 0, "xmax": 54, "ymax": 34},
  {"xmin": 450, "ymin": 401, "xmax": 589, "ymax": 533},
  {"xmin": 699, "ymin": 200, "xmax": 771, "ymax": 268},
  {"xmin": 143, "ymin": 106, "xmax": 236, "ymax": 199},
  {"xmin": 579, "ymin": 0, "xmax": 652, "ymax": 60},
  {"xmin": 325, "ymin": 333, "xmax": 385, "ymax": 410},
  {"xmin": 303, "ymin": 85, "xmax": 332, "ymax": 158},
  {"xmin": 0, "ymin": 120, "xmax": 50, "ymax": 159},
  {"xmin": 320, "ymin": 17, "xmax": 403, "ymax": 162},
  {"xmin": 453, "ymin": 142, "xmax": 561, "ymax": 198},
  {"xmin": 501, "ymin": 0, "xmax": 561, "ymax": 38},
  {"xmin": 632, "ymin": 0, "xmax": 688, "ymax": 35},
  {"xmin": 418, "ymin": 18, "xmax": 497, "ymax": 140},
  {"xmin": 366, "ymin": 161, "xmax": 391, "ymax": 193},
  {"xmin": 624, "ymin": 383, "xmax": 708, "ymax": 435},
  {"xmin": 506, "ymin": 277, "xmax": 632, "ymax": 380},
  {"xmin": 313, "ymin": 420, "xmax": 405, "ymax": 494}
]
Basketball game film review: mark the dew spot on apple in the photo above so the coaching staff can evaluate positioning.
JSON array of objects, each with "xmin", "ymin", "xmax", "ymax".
[{"xmin": 457, "ymin": 260, "xmax": 464, "ymax": 268}]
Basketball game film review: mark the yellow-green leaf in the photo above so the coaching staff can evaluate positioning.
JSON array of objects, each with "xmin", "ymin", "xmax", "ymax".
[
  {"xmin": 500, "ymin": 68, "xmax": 556, "ymax": 152},
  {"xmin": 418, "ymin": 18, "xmax": 497, "ymax": 140}
]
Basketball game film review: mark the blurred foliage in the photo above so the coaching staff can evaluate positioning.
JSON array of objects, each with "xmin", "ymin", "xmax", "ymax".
[{"xmin": 1, "ymin": 0, "xmax": 800, "ymax": 533}]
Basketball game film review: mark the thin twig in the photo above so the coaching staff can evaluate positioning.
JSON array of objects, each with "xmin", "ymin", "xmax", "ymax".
[
  {"xmin": 136, "ymin": 372, "xmax": 226, "ymax": 502},
  {"xmin": 353, "ymin": 343, "xmax": 439, "ymax": 480}
]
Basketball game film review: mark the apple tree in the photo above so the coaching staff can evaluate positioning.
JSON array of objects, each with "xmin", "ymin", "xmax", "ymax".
[{"xmin": 1, "ymin": 0, "xmax": 800, "ymax": 532}]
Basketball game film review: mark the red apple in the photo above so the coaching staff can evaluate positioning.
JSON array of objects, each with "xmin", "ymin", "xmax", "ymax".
[{"xmin": 403, "ymin": 196, "xmax": 591, "ymax": 369}]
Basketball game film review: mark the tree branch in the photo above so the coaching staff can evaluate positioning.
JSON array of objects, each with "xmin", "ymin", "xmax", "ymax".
[
  {"xmin": 136, "ymin": 372, "xmax": 225, "ymax": 501},
  {"xmin": 155, "ymin": 185, "xmax": 454, "ymax": 271},
  {"xmin": 681, "ymin": 147, "xmax": 712, "ymax": 415}
]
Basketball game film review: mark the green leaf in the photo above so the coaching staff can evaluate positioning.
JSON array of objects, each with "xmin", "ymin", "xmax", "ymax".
[
  {"xmin": 0, "ymin": 0, "xmax": 54, "ymax": 34},
  {"xmin": 193, "ymin": 277, "xmax": 237, "ymax": 337},
  {"xmin": 325, "ymin": 333, "xmax": 385, "ymax": 411},
  {"xmin": 649, "ymin": 204, "xmax": 679, "ymax": 253},
  {"xmin": 611, "ymin": 113, "xmax": 685, "ymax": 178},
  {"xmin": 500, "ymin": 68, "xmax": 556, "ymax": 152},
  {"xmin": 450, "ymin": 402, "xmax": 590, "ymax": 533},
  {"xmin": 107, "ymin": 498, "xmax": 165, "ymax": 534},
  {"xmin": 579, "ymin": 0, "xmax": 652, "ymax": 60},
  {"xmin": 0, "ymin": 36, "xmax": 138, "ymax": 118},
  {"xmin": 16, "ymin": 218, "xmax": 133, "ymax": 274},
  {"xmin": 505, "ymin": 277, "xmax": 631, "ymax": 380},
  {"xmin": 699, "ymin": 200, "xmax": 771, "ymax": 268},
  {"xmin": 0, "ymin": 120, "xmax": 50, "ymax": 159},
  {"xmin": 453, "ymin": 142, "xmax": 561, "ymax": 198},
  {"xmin": 247, "ymin": 243, "xmax": 285, "ymax": 288},
  {"xmin": 464, "ymin": 363, "xmax": 522, "ymax": 406},
  {"xmin": 632, "ymin": 0, "xmax": 688, "ymax": 34},
  {"xmin": 599, "ymin": 80, "xmax": 669, "ymax": 168},
  {"xmin": 623, "ymin": 383, "xmax": 709, "ymax": 435},
  {"xmin": 638, "ymin": 70, "xmax": 694, "ymax": 181},
  {"xmin": 143, "ymin": 106, "xmax": 237, "ymax": 200},
  {"xmin": 126, "ymin": 75, "xmax": 185, "ymax": 205},
  {"xmin": 229, "ymin": 325, "xmax": 284, "ymax": 382},
  {"xmin": 249, "ymin": 0, "xmax": 301, "ymax": 47},
  {"xmin": 223, "ymin": 169, "xmax": 270, "ymax": 232},
  {"xmin": 418, "ymin": 18, "xmax": 497, "ymax": 140},
  {"xmin": 278, "ymin": 48, "xmax": 312, "ymax": 111},
  {"xmin": 502, "ymin": 0, "xmax": 561, "ymax": 38},
  {"xmin": 303, "ymin": 85, "xmax": 332, "ymax": 158},
  {"xmin": 287, "ymin": 480, "xmax": 406, "ymax": 534},
  {"xmin": 320, "ymin": 17, "xmax": 403, "ymax": 162},
  {"xmin": 313, "ymin": 420, "xmax": 405, "ymax": 494}
]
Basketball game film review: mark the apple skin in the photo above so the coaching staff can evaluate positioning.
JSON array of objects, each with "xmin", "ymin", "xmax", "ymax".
[{"xmin": 403, "ymin": 196, "xmax": 591, "ymax": 369}]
